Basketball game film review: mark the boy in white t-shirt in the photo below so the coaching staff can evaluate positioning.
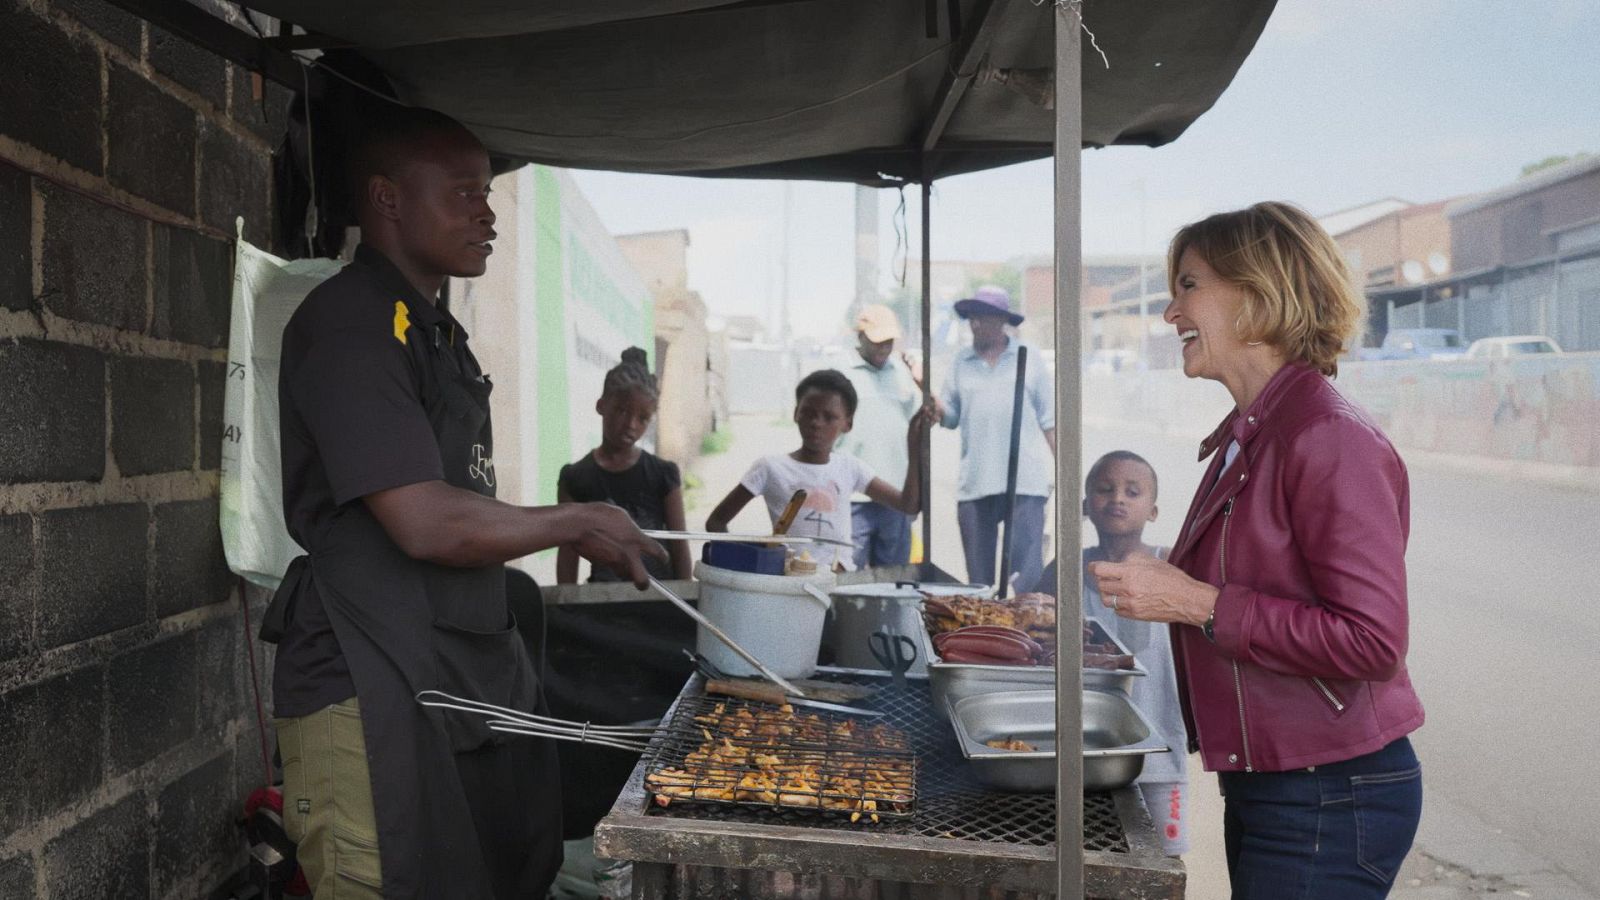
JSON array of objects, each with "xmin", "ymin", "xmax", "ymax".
[{"xmin": 706, "ymin": 369, "xmax": 932, "ymax": 571}]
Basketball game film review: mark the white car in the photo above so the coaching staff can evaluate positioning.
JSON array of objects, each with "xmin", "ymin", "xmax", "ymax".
[{"xmin": 1463, "ymin": 335, "xmax": 1564, "ymax": 359}]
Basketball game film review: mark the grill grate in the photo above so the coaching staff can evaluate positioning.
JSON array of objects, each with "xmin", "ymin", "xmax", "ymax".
[
  {"xmin": 646, "ymin": 673, "xmax": 1129, "ymax": 852},
  {"xmin": 643, "ymin": 693, "xmax": 917, "ymax": 821}
]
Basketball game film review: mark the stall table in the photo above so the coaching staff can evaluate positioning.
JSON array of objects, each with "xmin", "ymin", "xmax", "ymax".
[{"xmin": 595, "ymin": 671, "xmax": 1184, "ymax": 900}]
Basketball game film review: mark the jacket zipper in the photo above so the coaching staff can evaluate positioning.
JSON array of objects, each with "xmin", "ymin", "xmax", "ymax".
[
  {"xmin": 1219, "ymin": 498, "xmax": 1253, "ymax": 772},
  {"xmin": 1312, "ymin": 676, "xmax": 1346, "ymax": 712}
]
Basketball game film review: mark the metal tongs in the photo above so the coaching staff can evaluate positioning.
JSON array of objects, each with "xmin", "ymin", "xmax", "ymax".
[
  {"xmin": 416, "ymin": 690, "xmax": 660, "ymax": 754},
  {"xmin": 647, "ymin": 575, "xmax": 809, "ymax": 698},
  {"xmin": 641, "ymin": 529, "xmax": 854, "ymax": 549}
]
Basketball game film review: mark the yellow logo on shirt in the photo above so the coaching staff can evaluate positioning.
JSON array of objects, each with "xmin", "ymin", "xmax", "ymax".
[{"xmin": 393, "ymin": 301, "xmax": 410, "ymax": 345}]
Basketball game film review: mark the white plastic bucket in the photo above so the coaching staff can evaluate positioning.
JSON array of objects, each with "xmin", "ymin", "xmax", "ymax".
[{"xmin": 694, "ymin": 561, "xmax": 835, "ymax": 680}]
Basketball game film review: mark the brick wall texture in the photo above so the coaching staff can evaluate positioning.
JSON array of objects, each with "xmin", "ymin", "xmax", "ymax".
[{"xmin": 1, "ymin": 2, "xmax": 292, "ymax": 897}]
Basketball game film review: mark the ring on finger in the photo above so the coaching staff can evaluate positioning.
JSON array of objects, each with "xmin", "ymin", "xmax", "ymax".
[{"xmin": 1110, "ymin": 594, "xmax": 1119, "ymax": 611}]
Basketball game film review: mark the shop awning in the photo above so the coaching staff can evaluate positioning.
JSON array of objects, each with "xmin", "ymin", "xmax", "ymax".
[{"xmin": 233, "ymin": 0, "xmax": 1276, "ymax": 184}]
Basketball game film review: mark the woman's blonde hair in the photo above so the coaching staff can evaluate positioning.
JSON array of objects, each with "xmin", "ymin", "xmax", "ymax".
[{"xmin": 1167, "ymin": 201, "xmax": 1364, "ymax": 377}]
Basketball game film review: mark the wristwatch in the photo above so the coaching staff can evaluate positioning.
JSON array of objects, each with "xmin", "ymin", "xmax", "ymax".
[{"xmin": 1202, "ymin": 607, "xmax": 1217, "ymax": 643}]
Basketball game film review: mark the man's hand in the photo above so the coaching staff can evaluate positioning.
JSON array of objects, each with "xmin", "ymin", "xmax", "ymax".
[{"xmin": 571, "ymin": 502, "xmax": 669, "ymax": 589}]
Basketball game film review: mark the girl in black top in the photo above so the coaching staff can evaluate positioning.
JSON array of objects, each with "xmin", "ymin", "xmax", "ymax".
[{"xmin": 557, "ymin": 348, "xmax": 694, "ymax": 582}]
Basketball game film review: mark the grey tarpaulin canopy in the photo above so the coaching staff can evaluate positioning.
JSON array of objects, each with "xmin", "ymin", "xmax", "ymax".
[{"xmin": 235, "ymin": 0, "xmax": 1275, "ymax": 184}]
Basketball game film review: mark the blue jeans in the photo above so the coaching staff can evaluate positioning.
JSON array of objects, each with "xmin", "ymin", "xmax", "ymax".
[
  {"xmin": 850, "ymin": 501, "xmax": 912, "ymax": 569},
  {"xmin": 1220, "ymin": 737, "xmax": 1422, "ymax": 900},
  {"xmin": 956, "ymin": 494, "xmax": 1046, "ymax": 591}
]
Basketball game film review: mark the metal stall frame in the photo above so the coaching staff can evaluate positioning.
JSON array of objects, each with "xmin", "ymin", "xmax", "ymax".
[{"xmin": 1052, "ymin": 7, "xmax": 1087, "ymax": 897}]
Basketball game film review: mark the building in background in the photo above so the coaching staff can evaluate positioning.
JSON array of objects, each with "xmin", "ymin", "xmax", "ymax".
[
  {"xmin": 1328, "ymin": 200, "xmax": 1455, "ymax": 346},
  {"xmin": 451, "ymin": 166, "xmax": 657, "ymax": 581},
  {"xmin": 616, "ymin": 229, "xmax": 727, "ymax": 464},
  {"xmin": 1369, "ymin": 156, "xmax": 1600, "ymax": 353}
]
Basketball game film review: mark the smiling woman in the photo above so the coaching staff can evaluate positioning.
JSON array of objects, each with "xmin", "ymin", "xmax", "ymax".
[{"xmin": 1090, "ymin": 202, "xmax": 1426, "ymax": 900}]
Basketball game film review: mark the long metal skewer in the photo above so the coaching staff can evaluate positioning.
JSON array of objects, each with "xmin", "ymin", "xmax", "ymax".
[
  {"xmin": 641, "ymin": 529, "xmax": 854, "ymax": 549},
  {"xmin": 646, "ymin": 575, "xmax": 809, "ymax": 699}
]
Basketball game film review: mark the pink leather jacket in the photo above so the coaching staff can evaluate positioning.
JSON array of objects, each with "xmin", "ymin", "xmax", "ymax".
[{"xmin": 1168, "ymin": 362, "xmax": 1425, "ymax": 772}]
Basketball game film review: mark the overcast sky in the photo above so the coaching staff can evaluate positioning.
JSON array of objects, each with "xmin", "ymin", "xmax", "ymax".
[{"xmin": 569, "ymin": 0, "xmax": 1600, "ymax": 338}]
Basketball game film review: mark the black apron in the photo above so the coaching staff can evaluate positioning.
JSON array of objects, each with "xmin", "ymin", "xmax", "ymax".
[{"xmin": 267, "ymin": 318, "xmax": 563, "ymax": 898}]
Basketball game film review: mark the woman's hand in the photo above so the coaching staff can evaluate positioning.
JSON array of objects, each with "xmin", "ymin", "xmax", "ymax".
[{"xmin": 1087, "ymin": 556, "xmax": 1218, "ymax": 627}]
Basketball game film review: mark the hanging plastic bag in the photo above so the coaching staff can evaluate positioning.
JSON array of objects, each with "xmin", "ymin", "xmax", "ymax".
[{"xmin": 219, "ymin": 219, "xmax": 345, "ymax": 589}]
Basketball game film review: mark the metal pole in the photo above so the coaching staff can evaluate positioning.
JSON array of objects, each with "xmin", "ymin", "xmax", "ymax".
[
  {"xmin": 997, "ymin": 346, "xmax": 1027, "ymax": 598},
  {"xmin": 920, "ymin": 166, "xmax": 934, "ymax": 567},
  {"xmin": 1053, "ymin": 6, "xmax": 1085, "ymax": 899}
]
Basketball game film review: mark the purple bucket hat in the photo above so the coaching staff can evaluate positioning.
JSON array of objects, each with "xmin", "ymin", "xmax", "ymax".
[{"xmin": 953, "ymin": 284, "xmax": 1024, "ymax": 326}]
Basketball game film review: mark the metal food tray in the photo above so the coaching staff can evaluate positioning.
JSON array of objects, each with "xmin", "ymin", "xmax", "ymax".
[
  {"xmin": 948, "ymin": 689, "xmax": 1169, "ymax": 793},
  {"xmin": 641, "ymin": 692, "xmax": 917, "ymax": 822},
  {"xmin": 920, "ymin": 614, "xmax": 1147, "ymax": 719}
]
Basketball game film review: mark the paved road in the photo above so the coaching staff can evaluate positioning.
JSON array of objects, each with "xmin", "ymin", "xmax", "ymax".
[{"xmin": 694, "ymin": 414, "xmax": 1598, "ymax": 898}]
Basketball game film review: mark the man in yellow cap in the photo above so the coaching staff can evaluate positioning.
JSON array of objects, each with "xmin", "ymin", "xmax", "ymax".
[{"xmin": 835, "ymin": 304, "xmax": 923, "ymax": 567}]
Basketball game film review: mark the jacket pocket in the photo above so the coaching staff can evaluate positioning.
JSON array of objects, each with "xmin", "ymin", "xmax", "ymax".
[
  {"xmin": 1351, "ymin": 765, "xmax": 1423, "ymax": 884},
  {"xmin": 430, "ymin": 611, "xmax": 533, "ymax": 754},
  {"xmin": 1310, "ymin": 676, "xmax": 1348, "ymax": 715}
]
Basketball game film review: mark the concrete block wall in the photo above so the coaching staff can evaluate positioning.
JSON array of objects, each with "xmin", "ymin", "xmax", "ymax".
[{"xmin": 1, "ymin": 2, "xmax": 291, "ymax": 896}]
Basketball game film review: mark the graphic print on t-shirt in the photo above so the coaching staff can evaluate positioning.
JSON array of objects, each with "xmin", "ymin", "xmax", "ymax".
[
  {"xmin": 797, "ymin": 478, "xmax": 842, "ymax": 537},
  {"xmin": 740, "ymin": 453, "xmax": 874, "ymax": 570}
]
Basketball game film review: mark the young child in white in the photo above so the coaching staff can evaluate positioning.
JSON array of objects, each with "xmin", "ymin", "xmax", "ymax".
[{"xmin": 706, "ymin": 369, "xmax": 930, "ymax": 571}]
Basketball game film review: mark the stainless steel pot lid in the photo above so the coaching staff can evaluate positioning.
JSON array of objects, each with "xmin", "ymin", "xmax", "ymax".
[
  {"xmin": 827, "ymin": 582, "xmax": 923, "ymax": 600},
  {"xmin": 905, "ymin": 582, "xmax": 994, "ymax": 598}
]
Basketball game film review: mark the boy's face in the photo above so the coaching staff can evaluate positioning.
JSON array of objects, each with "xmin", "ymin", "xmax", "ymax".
[
  {"xmin": 597, "ymin": 388, "xmax": 657, "ymax": 450},
  {"xmin": 388, "ymin": 131, "xmax": 498, "ymax": 279},
  {"xmin": 1083, "ymin": 459, "xmax": 1158, "ymax": 537},
  {"xmin": 794, "ymin": 389, "xmax": 852, "ymax": 454}
]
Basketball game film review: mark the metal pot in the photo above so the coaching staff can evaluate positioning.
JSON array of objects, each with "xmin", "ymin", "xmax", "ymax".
[
  {"xmin": 824, "ymin": 581, "xmax": 990, "ymax": 674},
  {"xmin": 823, "ymin": 582, "xmax": 924, "ymax": 673}
]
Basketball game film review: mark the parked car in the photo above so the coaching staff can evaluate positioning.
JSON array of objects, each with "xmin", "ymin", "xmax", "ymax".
[
  {"xmin": 1367, "ymin": 328, "xmax": 1466, "ymax": 361},
  {"xmin": 1464, "ymin": 335, "xmax": 1564, "ymax": 359}
]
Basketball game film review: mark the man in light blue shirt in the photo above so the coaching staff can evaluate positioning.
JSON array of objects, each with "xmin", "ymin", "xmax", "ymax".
[
  {"xmin": 935, "ymin": 286, "xmax": 1056, "ymax": 590},
  {"xmin": 838, "ymin": 305, "xmax": 922, "ymax": 567}
]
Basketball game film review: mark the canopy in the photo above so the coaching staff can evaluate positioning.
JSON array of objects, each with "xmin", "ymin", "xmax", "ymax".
[{"xmin": 240, "ymin": 0, "xmax": 1275, "ymax": 184}]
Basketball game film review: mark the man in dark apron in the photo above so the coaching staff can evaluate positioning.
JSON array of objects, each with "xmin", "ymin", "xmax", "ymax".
[{"xmin": 263, "ymin": 105, "xmax": 665, "ymax": 899}]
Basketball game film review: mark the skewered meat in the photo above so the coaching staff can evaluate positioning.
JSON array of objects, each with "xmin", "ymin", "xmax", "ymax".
[
  {"xmin": 647, "ymin": 701, "xmax": 915, "ymax": 822},
  {"xmin": 984, "ymin": 737, "xmax": 1037, "ymax": 752}
]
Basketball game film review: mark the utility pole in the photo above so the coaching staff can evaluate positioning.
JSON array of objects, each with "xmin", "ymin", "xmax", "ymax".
[
  {"xmin": 855, "ymin": 185, "xmax": 879, "ymax": 317},
  {"xmin": 1137, "ymin": 177, "xmax": 1149, "ymax": 366},
  {"xmin": 780, "ymin": 182, "xmax": 793, "ymax": 347}
]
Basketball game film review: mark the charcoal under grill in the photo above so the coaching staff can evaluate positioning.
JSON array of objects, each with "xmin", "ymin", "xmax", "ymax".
[{"xmin": 643, "ymin": 671, "xmax": 1128, "ymax": 852}]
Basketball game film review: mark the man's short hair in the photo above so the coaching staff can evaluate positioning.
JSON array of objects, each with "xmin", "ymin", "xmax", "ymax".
[
  {"xmin": 346, "ymin": 104, "xmax": 478, "ymax": 207},
  {"xmin": 1086, "ymin": 450, "xmax": 1157, "ymax": 499},
  {"xmin": 795, "ymin": 369, "xmax": 858, "ymax": 417}
]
